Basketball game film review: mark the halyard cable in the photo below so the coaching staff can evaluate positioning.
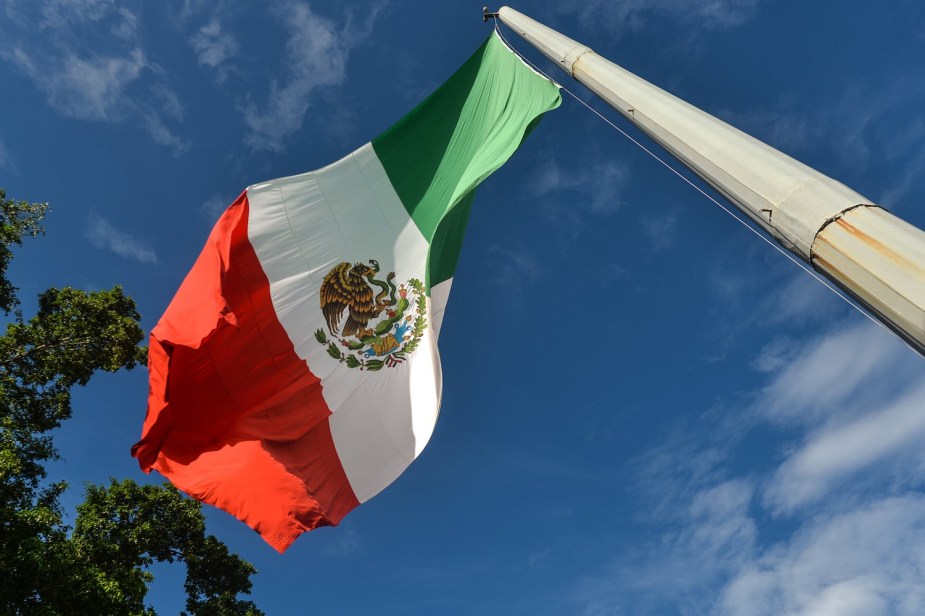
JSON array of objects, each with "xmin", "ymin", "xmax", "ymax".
[{"xmin": 492, "ymin": 20, "xmax": 912, "ymax": 348}]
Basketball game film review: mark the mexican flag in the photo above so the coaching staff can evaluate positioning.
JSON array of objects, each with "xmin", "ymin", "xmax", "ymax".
[{"xmin": 132, "ymin": 32, "xmax": 561, "ymax": 553}]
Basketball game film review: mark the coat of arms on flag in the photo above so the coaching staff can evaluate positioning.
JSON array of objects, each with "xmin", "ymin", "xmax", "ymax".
[{"xmin": 316, "ymin": 260, "xmax": 427, "ymax": 370}]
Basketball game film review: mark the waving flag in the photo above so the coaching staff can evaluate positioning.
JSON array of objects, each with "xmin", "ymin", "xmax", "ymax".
[{"xmin": 132, "ymin": 32, "xmax": 561, "ymax": 552}]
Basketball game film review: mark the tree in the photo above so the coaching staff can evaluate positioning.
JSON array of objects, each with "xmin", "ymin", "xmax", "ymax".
[{"xmin": 0, "ymin": 189, "xmax": 264, "ymax": 615}]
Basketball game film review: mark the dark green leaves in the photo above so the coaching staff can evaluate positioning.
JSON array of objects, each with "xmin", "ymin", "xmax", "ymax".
[
  {"xmin": 72, "ymin": 480, "xmax": 263, "ymax": 616},
  {"xmin": 0, "ymin": 188, "xmax": 47, "ymax": 314},
  {"xmin": 0, "ymin": 189, "xmax": 263, "ymax": 615}
]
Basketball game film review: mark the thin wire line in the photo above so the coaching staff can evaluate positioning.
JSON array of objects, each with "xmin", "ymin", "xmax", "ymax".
[{"xmin": 493, "ymin": 21, "xmax": 907, "ymax": 343}]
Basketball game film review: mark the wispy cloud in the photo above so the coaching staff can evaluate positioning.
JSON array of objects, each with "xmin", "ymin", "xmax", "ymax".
[
  {"xmin": 640, "ymin": 209, "xmax": 679, "ymax": 252},
  {"xmin": 880, "ymin": 150, "xmax": 925, "ymax": 207},
  {"xmin": 0, "ymin": 138, "xmax": 16, "ymax": 174},
  {"xmin": 39, "ymin": 0, "xmax": 135, "ymax": 33},
  {"xmin": 701, "ymin": 261, "xmax": 845, "ymax": 363},
  {"xmin": 85, "ymin": 212, "xmax": 158, "ymax": 264},
  {"xmin": 566, "ymin": 318, "xmax": 925, "ymax": 614},
  {"xmin": 7, "ymin": 47, "xmax": 145, "ymax": 122},
  {"xmin": 322, "ymin": 525, "xmax": 361, "ymax": 556},
  {"xmin": 749, "ymin": 321, "xmax": 925, "ymax": 515},
  {"xmin": 750, "ymin": 336, "xmax": 797, "ymax": 373},
  {"xmin": 720, "ymin": 89, "xmax": 880, "ymax": 171},
  {"xmin": 188, "ymin": 18, "xmax": 238, "ymax": 84},
  {"xmin": 551, "ymin": 0, "xmax": 763, "ymax": 34},
  {"xmin": 140, "ymin": 111, "xmax": 190, "ymax": 155},
  {"xmin": 199, "ymin": 194, "xmax": 232, "ymax": 223},
  {"xmin": 750, "ymin": 322, "xmax": 914, "ymax": 428},
  {"xmin": 878, "ymin": 116, "xmax": 925, "ymax": 205},
  {"xmin": 717, "ymin": 76, "xmax": 925, "ymax": 183},
  {"xmin": 754, "ymin": 271, "xmax": 842, "ymax": 328},
  {"xmin": 628, "ymin": 430, "xmax": 732, "ymax": 524},
  {"xmin": 530, "ymin": 148, "xmax": 629, "ymax": 215},
  {"xmin": 527, "ymin": 549, "xmax": 551, "ymax": 569},
  {"xmin": 486, "ymin": 245, "xmax": 539, "ymax": 289},
  {"xmin": 1, "ymin": 2, "xmax": 189, "ymax": 154},
  {"xmin": 764, "ymin": 381, "xmax": 925, "ymax": 514},
  {"xmin": 572, "ymin": 478, "xmax": 756, "ymax": 615},
  {"xmin": 239, "ymin": 0, "xmax": 387, "ymax": 152},
  {"xmin": 716, "ymin": 103, "xmax": 813, "ymax": 154},
  {"xmin": 720, "ymin": 495, "xmax": 925, "ymax": 616}
]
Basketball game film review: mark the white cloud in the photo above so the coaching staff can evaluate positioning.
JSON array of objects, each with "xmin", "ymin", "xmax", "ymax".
[
  {"xmin": 2, "ymin": 2, "xmax": 188, "ymax": 154},
  {"xmin": 36, "ymin": 0, "xmax": 139, "ymax": 40},
  {"xmin": 530, "ymin": 149, "xmax": 629, "ymax": 214},
  {"xmin": 111, "ymin": 7, "xmax": 138, "ymax": 40},
  {"xmin": 572, "ymin": 479, "xmax": 756, "ymax": 615},
  {"xmin": 40, "ymin": 0, "xmax": 120, "ymax": 29},
  {"xmin": 554, "ymin": 0, "xmax": 763, "ymax": 33},
  {"xmin": 240, "ymin": 1, "xmax": 385, "ymax": 152},
  {"xmin": 151, "ymin": 83, "xmax": 184, "ymax": 121},
  {"xmin": 685, "ymin": 0, "xmax": 761, "ymax": 28},
  {"xmin": 720, "ymin": 496, "xmax": 925, "ymax": 616},
  {"xmin": 720, "ymin": 98, "xmax": 870, "ymax": 169},
  {"xmin": 879, "ymin": 146, "xmax": 925, "ymax": 207},
  {"xmin": 141, "ymin": 115, "xmax": 189, "ymax": 155},
  {"xmin": 641, "ymin": 210, "xmax": 679, "ymax": 251},
  {"xmin": 717, "ymin": 105, "xmax": 813, "ymax": 154},
  {"xmin": 322, "ymin": 525, "xmax": 361, "ymax": 556},
  {"xmin": 85, "ymin": 212, "xmax": 158, "ymax": 264},
  {"xmin": 629, "ymin": 432, "xmax": 730, "ymax": 522},
  {"xmin": 0, "ymin": 138, "xmax": 16, "ymax": 174},
  {"xmin": 568, "ymin": 318, "xmax": 925, "ymax": 614},
  {"xmin": 734, "ymin": 324, "xmax": 925, "ymax": 605},
  {"xmin": 198, "ymin": 194, "xmax": 232, "ymax": 222},
  {"xmin": 759, "ymin": 272, "xmax": 840, "ymax": 326},
  {"xmin": 527, "ymin": 549, "xmax": 551, "ymax": 569},
  {"xmin": 188, "ymin": 18, "xmax": 237, "ymax": 83},
  {"xmin": 750, "ymin": 336, "xmax": 797, "ymax": 373},
  {"xmin": 716, "ymin": 76, "xmax": 925, "ymax": 183},
  {"xmin": 763, "ymin": 380, "xmax": 925, "ymax": 514},
  {"xmin": 700, "ymin": 265, "xmax": 846, "ymax": 364},
  {"xmin": 175, "ymin": 0, "xmax": 210, "ymax": 23},
  {"xmin": 750, "ymin": 322, "xmax": 912, "ymax": 427},
  {"xmin": 7, "ymin": 47, "xmax": 145, "ymax": 122},
  {"xmin": 486, "ymin": 245, "xmax": 539, "ymax": 288}
]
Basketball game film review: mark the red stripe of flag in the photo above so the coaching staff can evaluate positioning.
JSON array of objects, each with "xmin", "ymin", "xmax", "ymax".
[{"xmin": 132, "ymin": 193, "xmax": 359, "ymax": 552}]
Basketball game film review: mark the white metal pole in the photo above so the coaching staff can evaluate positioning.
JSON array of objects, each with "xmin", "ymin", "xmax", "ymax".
[{"xmin": 497, "ymin": 6, "xmax": 925, "ymax": 356}]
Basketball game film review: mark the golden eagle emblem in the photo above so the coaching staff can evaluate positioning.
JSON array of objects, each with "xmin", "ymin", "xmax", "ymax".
[
  {"xmin": 320, "ymin": 259, "xmax": 395, "ymax": 337},
  {"xmin": 316, "ymin": 260, "xmax": 427, "ymax": 371}
]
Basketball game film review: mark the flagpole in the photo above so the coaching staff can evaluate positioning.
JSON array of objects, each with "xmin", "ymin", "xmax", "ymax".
[{"xmin": 492, "ymin": 6, "xmax": 925, "ymax": 357}]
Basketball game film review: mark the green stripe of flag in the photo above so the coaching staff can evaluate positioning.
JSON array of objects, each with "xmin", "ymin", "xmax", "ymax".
[{"xmin": 371, "ymin": 32, "xmax": 561, "ymax": 290}]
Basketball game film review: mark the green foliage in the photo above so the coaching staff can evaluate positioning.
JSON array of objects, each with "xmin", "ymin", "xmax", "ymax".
[
  {"xmin": 0, "ymin": 190, "xmax": 263, "ymax": 615},
  {"xmin": 327, "ymin": 341, "xmax": 342, "ymax": 360},
  {"xmin": 0, "ymin": 285, "xmax": 148, "ymax": 494},
  {"xmin": 0, "ymin": 188, "xmax": 47, "ymax": 314},
  {"xmin": 71, "ymin": 480, "xmax": 262, "ymax": 616}
]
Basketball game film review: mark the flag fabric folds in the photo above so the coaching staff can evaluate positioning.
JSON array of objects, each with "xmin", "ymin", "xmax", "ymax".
[{"xmin": 132, "ymin": 32, "xmax": 561, "ymax": 552}]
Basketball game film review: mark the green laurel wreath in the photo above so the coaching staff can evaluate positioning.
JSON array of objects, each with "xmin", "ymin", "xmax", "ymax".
[{"xmin": 314, "ymin": 277, "xmax": 427, "ymax": 371}]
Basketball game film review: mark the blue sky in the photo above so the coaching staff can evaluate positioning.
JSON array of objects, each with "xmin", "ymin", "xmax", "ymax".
[{"xmin": 3, "ymin": 0, "xmax": 925, "ymax": 614}]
